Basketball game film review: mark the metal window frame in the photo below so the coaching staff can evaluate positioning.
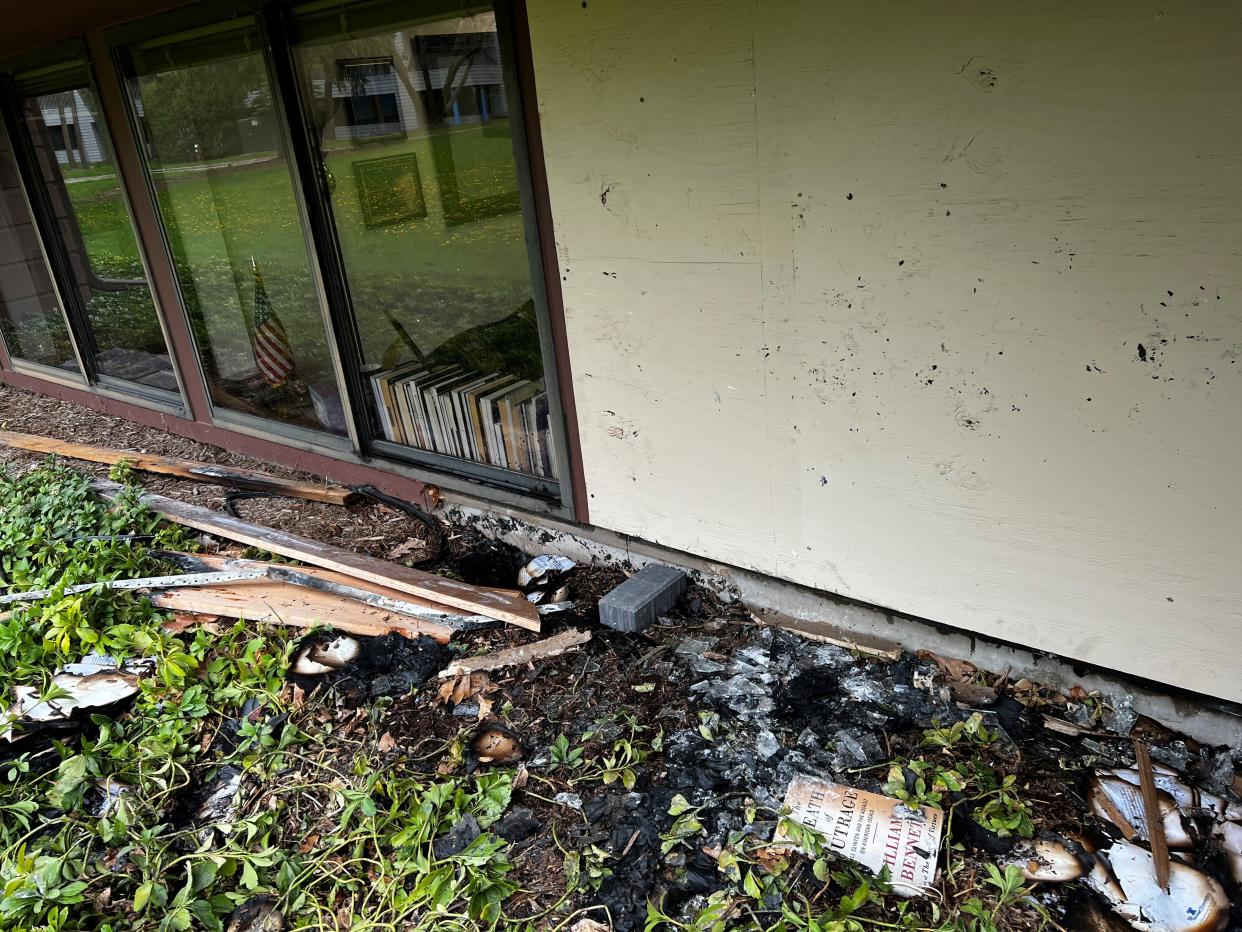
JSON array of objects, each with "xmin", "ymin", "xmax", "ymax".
[
  {"xmin": 0, "ymin": 104, "xmax": 91, "ymax": 379},
  {"xmin": 0, "ymin": 43, "xmax": 190, "ymax": 413},
  {"xmin": 272, "ymin": 0, "xmax": 576, "ymax": 512},
  {"xmin": 89, "ymin": 0, "xmax": 578, "ymax": 517},
  {"xmin": 109, "ymin": 9, "xmax": 364, "ymax": 456}
]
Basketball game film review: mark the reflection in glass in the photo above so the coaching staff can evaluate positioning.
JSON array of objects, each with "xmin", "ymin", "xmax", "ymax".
[
  {"xmin": 125, "ymin": 29, "xmax": 347, "ymax": 434},
  {"xmin": 0, "ymin": 123, "xmax": 79, "ymax": 371},
  {"xmin": 294, "ymin": 6, "xmax": 556, "ymax": 478},
  {"xmin": 21, "ymin": 87, "xmax": 175, "ymax": 391}
]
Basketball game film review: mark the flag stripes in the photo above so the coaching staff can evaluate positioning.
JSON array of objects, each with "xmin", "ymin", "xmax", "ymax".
[{"xmin": 251, "ymin": 258, "xmax": 295, "ymax": 387}]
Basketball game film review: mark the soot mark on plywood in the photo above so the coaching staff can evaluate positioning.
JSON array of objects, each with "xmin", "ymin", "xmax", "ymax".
[{"xmin": 1129, "ymin": 285, "xmax": 1239, "ymax": 386}]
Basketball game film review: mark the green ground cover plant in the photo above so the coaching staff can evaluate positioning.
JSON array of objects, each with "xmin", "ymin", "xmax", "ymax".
[{"xmin": 0, "ymin": 463, "xmax": 525, "ymax": 931}]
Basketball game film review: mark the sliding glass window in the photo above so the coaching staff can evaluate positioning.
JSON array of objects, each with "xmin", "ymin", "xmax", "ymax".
[
  {"xmin": 16, "ymin": 82, "xmax": 176, "ymax": 393},
  {"xmin": 123, "ymin": 21, "xmax": 348, "ymax": 435},
  {"xmin": 0, "ymin": 121, "xmax": 79, "ymax": 372},
  {"xmin": 290, "ymin": 0, "xmax": 559, "ymax": 481}
]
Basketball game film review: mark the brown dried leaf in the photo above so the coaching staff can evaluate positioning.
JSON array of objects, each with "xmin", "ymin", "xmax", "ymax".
[
  {"xmin": 298, "ymin": 833, "xmax": 320, "ymax": 853},
  {"xmin": 162, "ymin": 612, "xmax": 222, "ymax": 635},
  {"xmin": 916, "ymin": 649, "xmax": 978, "ymax": 683},
  {"xmin": 437, "ymin": 672, "xmax": 492, "ymax": 707},
  {"xmin": 436, "ymin": 678, "xmax": 457, "ymax": 705},
  {"xmin": 949, "ymin": 681, "xmax": 999, "ymax": 706},
  {"xmin": 752, "ymin": 845, "xmax": 792, "ymax": 873},
  {"xmin": 388, "ymin": 537, "xmax": 425, "ymax": 560}
]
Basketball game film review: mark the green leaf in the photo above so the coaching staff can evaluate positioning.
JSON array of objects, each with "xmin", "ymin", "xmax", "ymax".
[
  {"xmin": 190, "ymin": 860, "xmax": 218, "ymax": 894},
  {"xmin": 471, "ymin": 772, "xmax": 514, "ymax": 828},
  {"xmin": 134, "ymin": 881, "xmax": 166, "ymax": 913},
  {"xmin": 240, "ymin": 860, "xmax": 259, "ymax": 891},
  {"xmin": 668, "ymin": 794, "xmax": 693, "ymax": 816}
]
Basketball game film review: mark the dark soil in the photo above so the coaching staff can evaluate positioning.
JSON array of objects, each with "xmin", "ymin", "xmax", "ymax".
[{"xmin": 0, "ymin": 384, "xmax": 439, "ymax": 563}]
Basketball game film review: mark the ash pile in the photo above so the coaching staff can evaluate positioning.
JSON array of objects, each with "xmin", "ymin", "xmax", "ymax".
[{"xmin": 560, "ymin": 614, "xmax": 1242, "ymax": 932}]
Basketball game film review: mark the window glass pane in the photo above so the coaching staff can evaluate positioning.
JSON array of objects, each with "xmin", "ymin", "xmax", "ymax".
[
  {"xmin": 21, "ymin": 87, "xmax": 176, "ymax": 392},
  {"xmin": 293, "ymin": 6, "xmax": 557, "ymax": 478},
  {"xmin": 125, "ymin": 27, "xmax": 348, "ymax": 434},
  {"xmin": 0, "ymin": 122, "xmax": 79, "ymax": 371}
]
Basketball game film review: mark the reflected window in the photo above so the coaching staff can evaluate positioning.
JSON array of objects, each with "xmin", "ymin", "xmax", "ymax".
[
  {"xmin": 19, "ymin": 87, "xmax": 175, "ymax": 391},
  {"xmin": 124, "ymin": 24, "xmax": 347, "ymax": 434},
  {"xmin": 0, "ymin": 123, "xmax": 78, "ymax": 371},
  {"xmin": 339, "ymin": 59, "xmax": 403, "ymax": 140},
  {"xmin": 294, "ymin": 4, "xmax": 556, "ymax": 478}
]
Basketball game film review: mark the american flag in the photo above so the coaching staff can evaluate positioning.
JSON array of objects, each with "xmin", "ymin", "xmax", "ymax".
[{"xmin": 250, "ymin": 258, "xmax": 295, "ymax": 387}]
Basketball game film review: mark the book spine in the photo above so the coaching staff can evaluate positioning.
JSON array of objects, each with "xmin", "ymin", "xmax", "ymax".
[
  {"xmin": 371, "ymin": 374, "xmax": 395, "ymax": 442},
  {"xmin": 426, "ymin": 385, "xmax": 448, "ymax": 454},
  {"xmin": 451, "ymin": 389, "xmax": 475, "ymax": 461},
  {"xmin": 490, "ymin": 401, "xmax": 509, "ymax": 469},
  {"xmin": 438, "ymin": 394, "xmax": 459, "ymax": 457}
]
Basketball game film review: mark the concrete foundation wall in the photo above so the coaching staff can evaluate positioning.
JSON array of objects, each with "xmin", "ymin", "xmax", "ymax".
[{"xmin": 526, "ymin": 0, "xmax": 1242, "ymax": 701}]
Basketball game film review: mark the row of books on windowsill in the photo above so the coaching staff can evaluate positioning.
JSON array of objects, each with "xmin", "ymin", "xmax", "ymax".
[{"xmin": 368, "ymin": 363, "xmax": 557, "ymax": 479}]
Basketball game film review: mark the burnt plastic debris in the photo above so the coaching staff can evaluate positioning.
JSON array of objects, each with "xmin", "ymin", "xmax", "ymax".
[
  {"xmin": 1004, "ymin": 837, "xmax": 1091, "ymax": 882},
  {"xmin": 288, "ymin": 632, "xmax": 447, "ymax": 706},
  {"xmin": 517, "ymin": 554, "xmax": 577, "ymax": 605},
  {"xmin": 195, "ymin": 764, "xmax": 244, "ymax": 847},
  {"xmin": 579, "ymin": 790, "xmax": 668, "ymax": 932},
  {"xmin": 2, "ymin": 654, "xmax": 151, "ymax": 750},
  {"xmin": 494, "ymin": 806, "xmax": 541, "ymax": 844},
  {"xmin": 469, "ymin": 724, "xmax": 525, "ymax": 768},
  {"xmin": 432, "ymin": 814, "xmax": 482, "ymax": 859},
  {"xmin": 291, "ymin": 635, "xmax": 362, "ymax": 676}
]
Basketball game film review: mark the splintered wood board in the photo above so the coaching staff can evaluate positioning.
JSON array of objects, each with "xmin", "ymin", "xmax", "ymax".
[
  {"xmin": 177, "ymin": 552, "xmax": 471, "ymax": 615},
  {"xmin": 440, "ymin": 628, "xmax": 592, "ymax": 676},
  {"xmin": 93, "ymin": 479, "xmax": 540, "ymax": 631},
  {"xmin": 3, "ymin": 430, "xmax": 357, "ymax": 505},
  {"xmin": 152, "ymin": 580, "xmax": 455, "ymax": 643}
]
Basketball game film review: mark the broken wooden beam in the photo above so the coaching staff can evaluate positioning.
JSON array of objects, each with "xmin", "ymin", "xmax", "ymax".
[
  {"xmin": 1134, "ymin": 740, "xmax": 1171, "ymax": 891},
  {"xmin": 2, "ymin": 430, "xmax": 357, "ymax": 505},
  {"xmin": 439, "ymin": 628, "xmax": 591, "ymax": 677},
  {"xmin": 93, "ymin": 479, "xmax": 540, "ymax": 631}
]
